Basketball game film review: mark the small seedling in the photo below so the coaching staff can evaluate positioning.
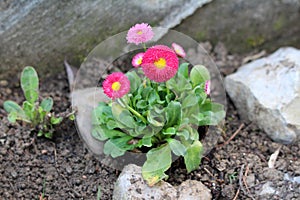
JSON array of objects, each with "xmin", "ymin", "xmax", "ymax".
[
  {"xmin": 228, "ymin": 172, "xmax": 238, "ymax": 184},
  {"xmin": 3, "ymin": 66, "xmax": 63, "ymax": 139},
  {"xmin": 97, "ymin": 185, "xmax": 101, "ymax": 200},
  {"xmin": 39, "ymin": 178, "xmax": 47, "ymax": 200}
]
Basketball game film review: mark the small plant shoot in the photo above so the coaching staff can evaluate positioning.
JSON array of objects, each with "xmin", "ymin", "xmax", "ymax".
[{"xmin": 4, "ymin": 66, "xmax": 63, "ymax": 139}]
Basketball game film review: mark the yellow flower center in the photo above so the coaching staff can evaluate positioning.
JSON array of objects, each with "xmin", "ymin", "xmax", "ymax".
[
  {"xmin": 111, "ymin": 82, "xmax": 121, "ymax": 91},
  {"xmin": 137, "ymin": 30, "xmax": 143, "ymax": 35},
  {"xmin": 137, "ymin": 57, "xmax": 142, "ymax": 65},
  {"xmin": 154, "ymin": 58, "xmax": 166, "ymax": 69}
]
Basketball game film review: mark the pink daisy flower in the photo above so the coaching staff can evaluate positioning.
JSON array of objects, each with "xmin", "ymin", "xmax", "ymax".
[
  {"xmin": 172, "ymin": 43, "xmax": 186, "ymax": 58},
  {"xmin": 132, "ymin": 52, "xmax": 144, "ymax": 68},
  {"xmin": 205, "ymin": 80, "xmax": 211, "ymax": 95},
  {"xmin": 141, "ymin": 45, "xmax": 179, "ymax": 82},
  {"xmin": 103, "ymin": 72, "xmax": 130, "ymax": 100},
  {"xmin": 126, "ymin": 23, "xmax": 154, "ymax": 45}
]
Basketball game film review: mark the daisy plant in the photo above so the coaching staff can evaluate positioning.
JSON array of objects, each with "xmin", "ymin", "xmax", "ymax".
[{"xmin": 92, "ymin": 23, "xmax": 225, "ymax": 186}]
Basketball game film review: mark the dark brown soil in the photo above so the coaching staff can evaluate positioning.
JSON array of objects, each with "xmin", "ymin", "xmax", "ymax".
[{"xmin": 1, "ymin": 43, "xmax": 299, "ymax": 199}]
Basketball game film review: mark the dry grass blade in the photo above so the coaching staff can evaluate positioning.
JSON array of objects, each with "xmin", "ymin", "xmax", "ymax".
[
  {"xmin": 268, "ymin": 145, "xmax": 282, "ymax": 168},
  {"xmin": 218, "ymin": 123, "xmax": 245, "ymax": 148}
]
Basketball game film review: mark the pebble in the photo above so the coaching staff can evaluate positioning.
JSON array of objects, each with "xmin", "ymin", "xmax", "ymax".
[
  {"xmin": 10, "ymin": 170, "xmax": 18, "ymax": 179},
  {"xmin": 75, "ymin": 179, "xmax": 81, "ymax": 185},
  {"xmin": 0, "ymin": 80, "xmax": 8, "ymax": 86},
  {"xmin": 41, "ymin": 149, "xmax": 48, "ymax": 154},
  {"xmin": 5, "ymin": 88, "xmax": 12, "ymax": 94},
  {"xmin": 66, "ymin": 167, "xmax": 72, "ymax": 175}
]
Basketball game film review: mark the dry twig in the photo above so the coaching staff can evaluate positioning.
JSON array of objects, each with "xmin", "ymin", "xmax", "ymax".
[
  {"xmin": 243, "ymin": 165, "xmax": 251, "ymax": 194},
  {"xmin": 233, "ymin": 188, "xmax": 240, "ymax": 200},
  {"xmin": 204, "ymin": 167, "xmax": 214, "ymax": 177},
  {"xmin": 218, "ymin": 123, "xmax": 245, "ymax": 148}
]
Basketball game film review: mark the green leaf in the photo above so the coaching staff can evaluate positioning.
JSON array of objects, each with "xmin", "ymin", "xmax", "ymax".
[
  {"xmin": 165, "ymin": 101, "xmax": 181, "ymax": 128},
  {"xmin": 7, "ymin": 112, "xmax": 17, "ymax": 123},
  {"xmin": 178, "ymin": 63, "xmax": 189, "ymax": 79},
  {"xmin": 103, "ymin": 138, "xmax": 131, "ymax": 158},
  {"xmin": 162, "ymin": 127, "xmax": 176, "ymax": 135},
  {"xmin": 142, "ymin": 144, "xmax": 172, "ymax": 186},
  {"xmin": 168, "ymin": 139, "xmax": 186, "ymax": 156},
  {"xmin": 136, "ymin": 100, "xmax": 148, "ymax": 109},
  {"xmin": 4, "ymin": 100, "xmax": 31, "ymax": 123},
  {"xmin": 177, "ymin": 129, "xmax": 189, "ymax": 140},
  {"xmin": 126, "ymin": 71, "xmax": 141, "ymax": 93},
  {"xmin": 184, "ymin": 140, "xmax": 203, "ymax": 173},
  {"xmin": 106, "ymin": 120, "xmax": 119, "ymax": 130},
  {"xmin": 198, "ymin": 102, "xmax": 225, "ymax": 125},
  {"xmin": 69, "ymin": 114, "xmax": 75, "ymax": 121},
  {"xmin": 147, "ymin": 108, "xmax": 165, "ymax": 127},
  {"xmin": 177, "ymin": 76, "xmax": 193, "ymax": 92},
  {"xmin": 141, "ymin": 87, "xmax": 152, "ymax": 99},
  {"xmin": 92, "ymin": 102, "xmax": 113, "ymax": 125},
  {"xmin": 92, "ymin": 125, "xmax": 127, "ymax": 141},
  {"xmin": 4, "ymin": 100, "xmax": 25, "ymax": 116},
  {"xmin": 40, "ymin": 97, "xmax": 53, "ymax": 112},
  {"xmin": 182, "ymin": 94, "xmax": 199, "ymax": 109},
  {"xmin": 148, "ymin": 90, "xmax": 159, "ymax": 105},
  {"xmin": 23, "ymin": 101, "xmax": 35, "ymax": 119},
  {"xmin": 21, "ymin": 66, "xmax": 39, "ymax": 103},
  {"xmin": 37, "ymin": 131, "xmax": 43, "ymax": 137},
  {"xmin": 109, "ymin": 136, "xmax": 134, "ymax": 150},
  {"xmin": 190, "ymin": 65, "xmax": 210, "ymax": 87},
  {"xmin": 44, "ymin": 132, "xmax": 53, "ymax": 139},
  {"xmin": 92, "ymin": 126, "xmax": 108, "ymax": 141},
  {"xmin": 141, "ymin": 136, "xmax": 152, "ymax": 147},
  {"xmin": 111, "ymin": 102, "xmax": 136, "ymax": 128},
  {"xmin": 50, "ymin": 116, "xmax": 63, "ymax": 125}
]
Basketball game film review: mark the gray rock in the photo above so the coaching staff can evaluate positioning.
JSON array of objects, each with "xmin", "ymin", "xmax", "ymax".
[
  {"xmin": 113, "ymin": 164, "xmax": 212, "ymax": 200},
  {"xmin": 259, "ymin": 182, "xmax": 277, "ymax": 196},
  {"xmin": 284, "ymin": 173, "xmax": 300, "ymax": 184},
  {"xmin": 113, "ymin": 164, "xmax": 177, "ymax": 200},
  {"xmin": 175, "ymin": 0, "xmax": 300, "ymax": 53},
  {"xmin": 0, "ymin": 0, "xmax": 211, "ymax": 78},
  {"xmin": 225, "ymin": 47, "xmax": 300, "ymax": 144},
  {"xmin": 177, "ymin": 180, "xmax": 212, "ymax": 200}
]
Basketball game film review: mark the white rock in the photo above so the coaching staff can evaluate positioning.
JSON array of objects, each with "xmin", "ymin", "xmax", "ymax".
[
  {"xmin": 113, "ymin": 164, "xmax": 212, "ymax": 200},
  {"xmin": 177, "ymin": 180, "xmax": 212, "ymax": 200},
  {"xmin": 225, "ymin": 47, "xmax": 300, "ymax": 144},
  {"xmin": 259, "ymin": 182, "xmax": 277, "ymax": 196},
  {"xmin": 113, "ymin": 164, "xmax": 177, "ymax": 200}
]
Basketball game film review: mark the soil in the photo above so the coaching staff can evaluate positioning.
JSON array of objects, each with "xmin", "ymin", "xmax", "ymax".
[{"xmin": 1, "ymin": 42, "xmax": 299, "ymax": 200}]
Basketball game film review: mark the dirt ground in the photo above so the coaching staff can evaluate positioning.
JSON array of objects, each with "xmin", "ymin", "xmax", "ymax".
[{"xmin": 0, "ymin": 43, "xmax": 299, "ymax": 199}]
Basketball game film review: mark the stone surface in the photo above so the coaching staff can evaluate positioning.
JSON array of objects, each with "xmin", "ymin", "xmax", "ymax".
[
  {"xmin": 0, "ymin": 0, "xmax": 211, "ymax": 78},
  {"xmin": 225, "ymin": 47, "xmax": 300, "ymax": 144},
  {"xmin": 113, "ymin": 164, "xmax": 177, "ymax": 200},
  {"xmin": 113, "ymin": 164, "xmax": 212, "ymax": 200},
  {"xmin": 2, "ymin": 1, "xmax": 300, "ymax": 79},
  {"xmin": 258, "ymin": 182, "xmax": 277, "ymax": 196},
  {"xmin": 175, "ymin": 0, "xmax": 300, "ymax": 53},
  {"xmin": 177, "ymin": 180, "xmax": 212, "ymax": 200}
]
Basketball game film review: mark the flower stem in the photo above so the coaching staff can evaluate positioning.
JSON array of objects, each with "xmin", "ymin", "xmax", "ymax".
[
  {"xmin": 119, "ymin": 98, "xmax": 147, "ymax": 124},
  {"xmin": 143, "ymin": 43, "xmax": 147, "ymax": 51}
]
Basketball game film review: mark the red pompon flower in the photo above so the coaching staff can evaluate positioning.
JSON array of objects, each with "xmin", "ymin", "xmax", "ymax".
[
  {"xmin": 132, "ymin": 53, "xmax": 144, "ymax": 68},
  {"xmin": 172, "ymin": 43, "xmax": 186, "ymax": 58},
  {"xmin": 126, "ymin": 23, "xmax": 154, "ymax": 45},
  {"xmin": 141, "ymin": 45, "xmax": 179, "ymax": 82},
  {"xmin": 205, "ymin": 80, "xmax": 211, "ymax": 95},
  {"xmin": 103, "ymin": 72, "xmax": 130, "ymax": 99}
]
